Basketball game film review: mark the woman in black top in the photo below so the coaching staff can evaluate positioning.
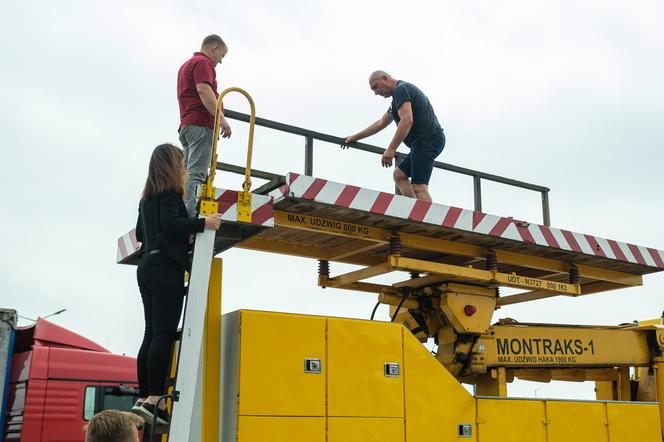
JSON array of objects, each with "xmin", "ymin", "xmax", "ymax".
[{"xmin": 132, "ymin": 143, "xmax": 220, "ymax": 425}]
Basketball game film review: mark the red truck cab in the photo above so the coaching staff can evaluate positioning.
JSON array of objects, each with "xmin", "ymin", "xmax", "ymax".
[{"xmin": 4, "ymin": 317, "xmax": 138, "ymax": 441}]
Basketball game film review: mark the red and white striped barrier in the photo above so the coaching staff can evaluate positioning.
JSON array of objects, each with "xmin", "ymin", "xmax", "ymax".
[
  {"xmin": 117, "ymin": 228, "xmax": 141, "ymax": 264},
  {"xmin": 116, "ymin": 190, "xmax": 274, "ymax": 264},
  {"xmin": 215, "ymin": 189, "xmax": 274, "ymax": 227},
  {"xmin": 273, "ymin": 173, "xmax": 664, "ymax": 269}
]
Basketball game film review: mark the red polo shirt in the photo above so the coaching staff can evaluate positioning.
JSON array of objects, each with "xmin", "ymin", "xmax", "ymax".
[{"xmin": 177, "ymin": 52, "xmax": 220, "ymax": 129}]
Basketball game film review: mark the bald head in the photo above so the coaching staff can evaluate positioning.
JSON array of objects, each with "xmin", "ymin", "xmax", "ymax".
[
  {"xmin": 368, "ymin": 70, "xmax": 397, "ymax": 98},
  {"xmin": 369, "ymin": 70, "xmax": 392, "ymax": 82}
]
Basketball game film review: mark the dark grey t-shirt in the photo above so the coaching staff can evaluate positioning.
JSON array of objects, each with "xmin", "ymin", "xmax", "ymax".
[{"xmin": 388, "ymin": 80, "xmax": 442, "ymax": 147}]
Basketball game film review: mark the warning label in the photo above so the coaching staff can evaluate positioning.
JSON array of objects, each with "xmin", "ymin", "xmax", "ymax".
[
  {"xmin": 286, "ymin": 213, "xmax": 372, "ymax": 237},
  {"xmin": 496, "ymin": 274, "xmax": 574, "ymax": 293},
  {"xmin": 495, "ymin": 338, "xmax": 595, "ymax": 365}
]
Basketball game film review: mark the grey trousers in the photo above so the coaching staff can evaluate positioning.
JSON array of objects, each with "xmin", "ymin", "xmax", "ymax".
[{"xmin": 179, "ymin": 125, "xmax": 213, "ymax": 217}]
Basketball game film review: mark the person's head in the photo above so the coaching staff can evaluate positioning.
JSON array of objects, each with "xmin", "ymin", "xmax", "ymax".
[
  {"xmin": 142, "ymin": 143, "xmax": 185, "ymax": 200},
  {"xmin": 85, "ymin": 410, "xmax": 143, "ymax": 442},
  {"xmin": 368, "ymin": 70, "xmax": 397, "ymax": 98},
  {"xmin": 200, "ymin": 34, "xmax": 228, "ymax": 65}
]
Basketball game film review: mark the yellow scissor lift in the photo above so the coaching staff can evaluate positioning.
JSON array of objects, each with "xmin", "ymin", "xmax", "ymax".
[{"xmin": 117, "ymin": 89, "xmax": 664, "ymax": 442}]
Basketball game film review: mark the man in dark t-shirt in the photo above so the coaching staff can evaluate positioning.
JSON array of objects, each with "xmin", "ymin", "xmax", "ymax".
[
  {"xmin": 177, "ymin": 34, "xmax": 232, "ymax": 216},
  {"xmin": 343, "ymin": 70, "xmax": 445, "ymax": 202}
]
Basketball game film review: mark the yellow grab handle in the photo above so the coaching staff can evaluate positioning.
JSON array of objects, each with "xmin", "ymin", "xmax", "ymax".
[{"xmin": 205, "ymin": 87, "xmax": 256, "ymax": 200}]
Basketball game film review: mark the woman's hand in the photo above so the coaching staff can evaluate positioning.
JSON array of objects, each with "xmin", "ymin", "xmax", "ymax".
[{"xmin": 204, "ymin": 213, "xmax": 222, "ymax": 230}]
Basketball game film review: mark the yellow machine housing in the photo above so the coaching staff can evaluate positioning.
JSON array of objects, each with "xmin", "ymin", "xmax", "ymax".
[{"xmin": 219, "ymin": 310, "xmax": 662, "ymax": 442}]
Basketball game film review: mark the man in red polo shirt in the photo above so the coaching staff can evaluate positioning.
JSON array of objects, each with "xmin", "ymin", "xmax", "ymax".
[{"xmin": 177, "ymin": 34, "xmax": 232, "ymax": 216}]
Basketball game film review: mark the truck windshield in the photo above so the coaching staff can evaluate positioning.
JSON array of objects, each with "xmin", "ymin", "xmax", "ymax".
[{"xmin": 83, "ymin": 385, "xmax": 139, "ymax": 421}]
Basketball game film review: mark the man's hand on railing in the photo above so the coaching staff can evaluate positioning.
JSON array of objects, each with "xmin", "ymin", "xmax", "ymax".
[
  {"xmin": 381, "ymin": 148, "xmax": 396, "ymax": 167},
  {"xmin": 220, "ymin": 117, "xmax": 232, "ymax": 138},
  {"xmin": 340, "ymin": 134, "xmax": 359, "ymax": 149}
]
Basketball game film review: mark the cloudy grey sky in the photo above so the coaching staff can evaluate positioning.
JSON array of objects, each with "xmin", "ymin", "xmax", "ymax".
[{"xmin": 2, "ymin": 0, "xmax": 664, "ymax": 399}]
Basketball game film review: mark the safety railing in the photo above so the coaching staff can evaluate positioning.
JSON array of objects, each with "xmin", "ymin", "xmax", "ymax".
[{"xmin": 221, "ymin": 109, "xmax": 552, "ymax": 226}]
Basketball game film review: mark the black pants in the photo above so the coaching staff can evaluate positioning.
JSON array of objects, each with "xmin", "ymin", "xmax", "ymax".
[{"xmin": 136, "ymin": 254, "xmax": 185, "ymax": 396}]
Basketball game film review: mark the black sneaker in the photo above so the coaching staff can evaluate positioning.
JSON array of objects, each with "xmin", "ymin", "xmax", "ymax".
[
  {"xmin": 131, "ymin": 399, "xmax": 144, "ymax": 413},
  {"xmin": 135, "ymin": 401, "xmax": 169, "ymax": 426}
]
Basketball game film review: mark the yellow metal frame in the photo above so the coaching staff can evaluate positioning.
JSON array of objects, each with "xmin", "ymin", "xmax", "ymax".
[
  {"xmin": 260, "ymin": 210, "xmax": 643, "ymax": 302},
  {"xmin": 273, "ymin": 211, "xmax": 639, "ymax": 281},
  {"xmin": 320, "ymin": 253, "xmax": 581, "ymax": 296},
  {"xmin": 203, "ymin": 87, "xmax": 257, "ymax": 221}
]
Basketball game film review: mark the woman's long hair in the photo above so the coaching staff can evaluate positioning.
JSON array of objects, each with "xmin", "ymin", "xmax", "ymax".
[{"xmin": 141, "ymin": 143, "xmax": 185, "ymax": 200}]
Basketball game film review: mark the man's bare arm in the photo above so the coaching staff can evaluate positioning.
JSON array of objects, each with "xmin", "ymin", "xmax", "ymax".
[
  {"xmin": 196, "ymin": 83, "xmax": 218, "ymax": 116},
  {"xmin": 387, "ymin": 102, "xmax": 413, "ymax": 151},
  {"xmin": 381, "ymin": 101, "xmax": 413, "ymax": 167},
  {"xmin": 196, "ymin": 83, "xmax": 232, "ymax": 138},
  {"xmin": 342, "ymin": 112, "xmax": 392, "ymax": 146}
]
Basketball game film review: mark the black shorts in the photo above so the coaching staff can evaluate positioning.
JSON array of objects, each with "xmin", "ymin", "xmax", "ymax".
[{"xmin": 397, "ymin": 130, "xmax": 445, "ymax": 185}]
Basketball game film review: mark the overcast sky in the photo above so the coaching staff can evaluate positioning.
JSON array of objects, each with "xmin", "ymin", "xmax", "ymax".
[{"xmin": 2, "ymin": 0, "xmax": 664, "ymax": 399}]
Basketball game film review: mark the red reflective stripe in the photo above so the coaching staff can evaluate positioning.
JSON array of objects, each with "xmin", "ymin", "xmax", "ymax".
[
  {"xmin": 216, "ymin": 190, "xmax": 237, "ymax": 202},
  {"xmin": 252, "ymin": 201, "xmax": 274, "ymax": 225},
  {"xmin": 274, "ymin": 184, "xmax": 289, "ymax": 199},
  {"xmin": 218, "ymin": 202, "xmax": 235, "ymax": 215},
  {"xmin": 409, "ymin": 200, "xmax": 432, "ymax": 222},
  {"xmin": 286, "ymin": 173, "xmax": 300, "ymax": 196},
  {"xmin": 561, "ymin": 230, "xmax": 582, "ymax": 252},
  {"xmin": 584, "ymin": 235, "xmax": 606, "ymax": 258},
  {"xmin": 539, "ymin": 225, "xmax": 560, "ymax": 248},
  {"xmin": 607, "ymin": 240, "xmax": 627, "ymax": 262},
  {"xmin": 129, "ymin": 229, "xmax": 139, "ymax": 249},
  {"xmin": 442, "ymin": 207, "xmax": 462, "ymax": 228},
  {"xmin": 118, "ymin": 237, "xmax": 128, "ymax": 260},
  {"xmin": 216, "ymin": 190, "xmax": 238, "ymax": 215},
  {"xmin": 370, "ymin": 192, "xmax": 394, "ymax": 214},
  {"xmin": 627, "ymin": 244, "xmax": 646, "ymax": 265},
  {"xmin": 217, "ymin": 191, "xmax": 236, "ymax": 214},
  {"xmin": 647, "ymin": 248, "xmax": 664, "ymax": 268},
  {"xmin": 488, "ymin": 217, "xmax": 512, "ymax": 237},
  {"xmin": 301, "ymin": 179, "xmax": 327, "ymax": 200},
  {"xmin": 517, "ymin": 223, "xmax": 535, "ymax": 243},
  {"xmin": 472, "ymin": 212, "xmax": 486, "ymax": 229},
  {"xmin": 335, "ymin": 185, "xmax": 361, "ymax": 207}
]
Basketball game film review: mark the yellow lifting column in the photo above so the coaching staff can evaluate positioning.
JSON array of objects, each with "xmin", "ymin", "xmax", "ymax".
[{"xmin": 201, "ymin": 87, "xmax": 256, "ymax": 222}]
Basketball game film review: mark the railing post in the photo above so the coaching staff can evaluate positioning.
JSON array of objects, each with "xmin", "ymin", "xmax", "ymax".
[
  {"xmin": 542, "ymin": 190, "xmax": 551, "ymax": 226},
  {"xmin": 473, "ymin": 176, "xmax": 482, "ymax": 212},
  {"xmin": 304, "ymin": 136, "xmax": 313, "ymax": 176}
]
